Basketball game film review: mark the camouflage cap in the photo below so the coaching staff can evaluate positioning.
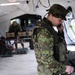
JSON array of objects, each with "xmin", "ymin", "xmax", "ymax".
[{"xmin": 46, "ymin": 4, "xmax": 67, "ymax": 20}]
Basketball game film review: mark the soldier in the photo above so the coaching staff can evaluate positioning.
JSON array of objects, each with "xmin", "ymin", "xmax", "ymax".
[
  {"xmin": 9, "ymin": 21, "xmax": 24, "ymax": 49},
  {"xmin": 33, "ymin": 4, "xmax": 74, "ymax": 75}
]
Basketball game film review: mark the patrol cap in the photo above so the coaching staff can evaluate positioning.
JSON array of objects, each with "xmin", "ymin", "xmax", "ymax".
[{"xmin": 46, "ymin": 4, "xmax": 67, "ymax": 20}]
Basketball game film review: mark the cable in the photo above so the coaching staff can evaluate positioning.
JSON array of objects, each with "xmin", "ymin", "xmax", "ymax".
[
  {"xmin": 32, "ymin": 0, "xmax": 51, "ymax": 11},
  {"xmin": 32, "ymin": 0, "xmax": 39, "ymax": 11},
  {"xmin": 32, "ymin": 0, "xmax": 36, "ymax": 11},
  {"xmin": 39, "ymin": 0, "xmax": 50, "ymax": 8}
]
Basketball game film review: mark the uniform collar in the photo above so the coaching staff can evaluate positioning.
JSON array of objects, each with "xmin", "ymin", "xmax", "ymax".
[
  {"xmin": 42, "ymin": 17, "xmax": 57, "ymax": 36},
  {"xmin": 43, "ymin": 17, "xmax": 53, "ymax": 27}
]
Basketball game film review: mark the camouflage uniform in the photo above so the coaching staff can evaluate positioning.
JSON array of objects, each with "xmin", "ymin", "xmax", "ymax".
[
  {"xmin": 33, "ymin": 18, "xmax": 70, "ymax": 75},
  {"xmin": 9, "ymin": 24, "xmax": 21, "ymax": 37},
  {"xmin": 9, "ymin": 22, "xmax": 24, "ymax": 49}
]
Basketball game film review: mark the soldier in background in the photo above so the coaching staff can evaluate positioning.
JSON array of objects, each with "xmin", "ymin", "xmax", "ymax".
[
  {"xmin": 33, "ymin": 4, "xmax": 74, "ymax": 75},
  {"xmin": 9, "ymin": 21, "xmax": 24, "ymax": 49}
]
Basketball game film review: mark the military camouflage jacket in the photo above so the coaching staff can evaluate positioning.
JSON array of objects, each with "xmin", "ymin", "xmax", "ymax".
[
  {"xmin": 9, "ymin": 24, "xmax": 21, "ymax": 36},
  {"xmin": 33, "ymin": 17, "xmax": 70, "ymax": 74}
]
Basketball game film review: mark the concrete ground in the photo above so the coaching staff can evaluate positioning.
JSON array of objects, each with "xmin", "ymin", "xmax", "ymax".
[
  {"xmin": 0, "ymin": 42, "xmax": 38, "ymax": 75},
  {"xmin": 0, "ymin": 42, "xmax": 75, "ymax": 75}
]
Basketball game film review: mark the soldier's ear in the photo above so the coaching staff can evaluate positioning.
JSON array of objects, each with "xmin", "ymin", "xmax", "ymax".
[{"xmin": 50, "ymin": 14, "xmax": 54, "ymax": 18}]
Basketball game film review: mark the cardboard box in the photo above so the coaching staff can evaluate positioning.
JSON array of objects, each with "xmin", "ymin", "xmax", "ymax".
[
  {"xmin": 6, "ymin": 32, "xmax": 15, "ymax": 38},
  {"xmin": 18, "ymin": 32, "xmax": 26, "ymax": 37}
]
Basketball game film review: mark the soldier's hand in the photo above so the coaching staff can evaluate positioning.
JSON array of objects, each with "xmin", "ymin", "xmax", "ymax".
[
  {"xmin": 57, "ymin": 24, "xmax": 64, "ymax": 33},
  {"xmin": 65, "ymin": 65, "xmax": 74, "ymax": 74}
]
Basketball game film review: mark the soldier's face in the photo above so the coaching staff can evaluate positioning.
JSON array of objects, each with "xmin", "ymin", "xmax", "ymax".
[
  {"xmin": 13, "ymin": 21, "xmax": 17, "ymax": 26},
  {"xmin": 52, "ymin": 17, "xmax": 63, "ymax": 26},
  {"xmin": 48, "ymin": 14, "xmax": 63, "ymax": 26}
]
